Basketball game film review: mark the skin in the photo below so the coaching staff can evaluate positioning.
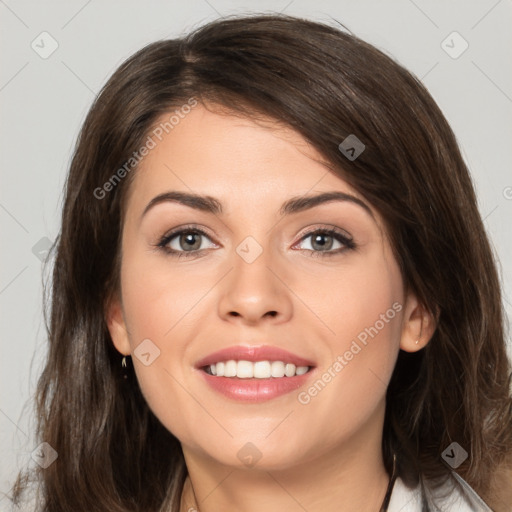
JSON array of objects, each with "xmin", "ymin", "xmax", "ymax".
[{"xmin": 107, "ymin": 103, "xmax": 435, "ymax": 512}]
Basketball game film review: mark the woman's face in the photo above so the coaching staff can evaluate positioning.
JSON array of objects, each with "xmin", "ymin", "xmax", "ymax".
[{"xmin": 108, "ymin": 103, "xmax": 425, "ymax": 471}]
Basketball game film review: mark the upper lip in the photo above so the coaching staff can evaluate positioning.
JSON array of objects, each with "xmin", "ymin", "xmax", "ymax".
[{"xmin": 195, "ymin": 345, "xmax": 316, "ymax": 369}]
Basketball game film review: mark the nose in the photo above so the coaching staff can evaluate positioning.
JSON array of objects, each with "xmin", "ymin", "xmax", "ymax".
[{"xmin": 217, "ymin": 244, "xmax": 293, "ymax": 326}]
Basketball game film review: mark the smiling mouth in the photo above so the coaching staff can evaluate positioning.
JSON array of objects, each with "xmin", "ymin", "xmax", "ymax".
[{"xmin": 202, "ymin": 360, "xmax": 313, "ymax": 378}]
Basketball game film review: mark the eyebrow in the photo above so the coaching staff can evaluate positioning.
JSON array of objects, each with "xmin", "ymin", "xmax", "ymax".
[{"xmin": 140, "ymin": 190, "xmax": 374, "ymax": 221}]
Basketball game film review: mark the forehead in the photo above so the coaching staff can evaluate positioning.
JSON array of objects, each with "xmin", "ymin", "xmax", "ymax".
[{"xmin": 124, "ymin": 103, "xmax": 374, "ymax": 218}]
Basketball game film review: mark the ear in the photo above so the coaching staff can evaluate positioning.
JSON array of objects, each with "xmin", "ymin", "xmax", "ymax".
[
  {"xmin": 399, "ymin": 291, "xmax": 437, "ymax": 353},
  {"xmin": 105, "ymin": 295, "xmax": 131, "ymax": 356}
]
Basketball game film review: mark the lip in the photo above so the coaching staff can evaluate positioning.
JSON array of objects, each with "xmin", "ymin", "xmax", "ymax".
[
  {"xmin": 195, "ymin": 345, "xmax": 316, "ymax": 403},
  {"xmin": 195, "ymin": 345, "xmax": 316, "ymax": 369},
  {"xmin": 198, "ymin": 370, "xmax": 316, "ymax": 402}
]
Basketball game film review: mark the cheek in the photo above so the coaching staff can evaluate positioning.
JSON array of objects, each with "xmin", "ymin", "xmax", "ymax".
[
  {"xmin": 292, "ymin": 245, "xmax": 403, "ymax": 352},
  {"xmin": 335, "ymin": 252, "xmax": 403, "ymax": 377},
  {"xmin": 294, "ymin": 250, "xmax": 403, "ymax": 436},
  {"xmin": 118, "ymin": 249, "xmax": 220, "ymax": 442},
  {"xmin": 119, "ymin": 246, "xmax": 206, "ymax": 344}
]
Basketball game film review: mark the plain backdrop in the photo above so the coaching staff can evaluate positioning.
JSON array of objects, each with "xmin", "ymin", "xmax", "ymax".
[{"xmin": 1, "ymin": 0, "xmax": 511, "ymax": 503}]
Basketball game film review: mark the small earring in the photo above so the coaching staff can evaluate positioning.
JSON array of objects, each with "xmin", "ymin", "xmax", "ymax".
[
  {"xmin": 415, "ymin": 339, "xmax": 420, "ymax": 345},
  {"xmin": 121, "ymin": 356, "xmax": 128, "ymax": 379}
]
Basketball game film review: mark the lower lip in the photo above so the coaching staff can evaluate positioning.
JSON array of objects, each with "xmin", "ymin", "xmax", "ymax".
[{"xmin": 198, "ymin": 368, "xmax": 315, "ymax": 402}]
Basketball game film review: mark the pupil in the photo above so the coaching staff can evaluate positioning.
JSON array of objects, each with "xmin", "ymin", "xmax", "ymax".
[
  {"xmin": 313, "ymin": 234, "xmax": 332, "ymax": 251},
  {"xmin": 181, "ymin": 232, "xmax": 201, "ymax": 250}
]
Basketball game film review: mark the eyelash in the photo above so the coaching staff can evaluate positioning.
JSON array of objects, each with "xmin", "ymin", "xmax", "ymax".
[{"xmin": 155, "ymin": 224, "xmax": 356, "ymax": 259}]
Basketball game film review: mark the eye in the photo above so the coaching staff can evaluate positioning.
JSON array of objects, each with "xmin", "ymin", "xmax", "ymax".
[
  {"xmin": 156, "ymin": 226, "xmax": 217, "ymax": 258},
  {"xmin": 294, "ymin": 227, "xmax": 356, "ymax": 257},
  {"xmin": 155, "ymin": 225, "xmax": 355, "ymax": 259}
]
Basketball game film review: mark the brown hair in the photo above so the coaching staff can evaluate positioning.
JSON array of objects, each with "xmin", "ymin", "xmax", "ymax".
[{"xmin": 9, "ymin": 13, "xmax": 512, "ymax": 511}]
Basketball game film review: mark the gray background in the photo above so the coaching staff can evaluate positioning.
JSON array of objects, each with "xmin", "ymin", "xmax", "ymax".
[{"xmin": 1, "ymin": 0, "xmax": 511, "ymax": 504}]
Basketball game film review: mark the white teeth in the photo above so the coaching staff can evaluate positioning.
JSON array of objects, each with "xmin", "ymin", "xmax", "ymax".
[
  {"xmin": 237, "ymin": 360, "xmax": 253, "ymax": 378},
  {"xmin": 254, "ymin": 361, "xmax": 271, "ymax": 378},
  {"xmin": 271, "ymin": 361, "xmax": 285, "ymax": 377},
  {"xmin": 205, "ymin": 360, "xmax": 311, "ymax": 378},
  {"xmin": 224, "ymin": 360, "xmax": 237, "ymax": 377},
  {"xmin": 295, "ymin": 365, "xmax": 309, "ymax": 375},
  {"xmin": 285, "ymin": 363, "xmax": 296, "ymax": 377}
]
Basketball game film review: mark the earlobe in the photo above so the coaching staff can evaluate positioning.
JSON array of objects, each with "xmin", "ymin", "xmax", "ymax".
[
  {"xmin": 105, "ymin": 296, "xmax": 131, "ymax": 356},
  {"xmin": 399, "ymin": 292, "xmax": 437, "ymax": 353}
]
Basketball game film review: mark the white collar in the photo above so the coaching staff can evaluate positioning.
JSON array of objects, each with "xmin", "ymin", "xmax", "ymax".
[{"xmin": 387, "ymin": 473, "xmax": 493, "ymax": 511}]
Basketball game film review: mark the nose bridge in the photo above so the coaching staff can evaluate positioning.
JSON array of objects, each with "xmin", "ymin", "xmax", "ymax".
[{"xmin": 232, "ymin": 232, "xmax": 278, "ymax": 299}]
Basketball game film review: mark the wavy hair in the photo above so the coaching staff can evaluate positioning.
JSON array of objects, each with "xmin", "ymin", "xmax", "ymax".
[{"xmin": 10, "ymin": 13, "xmax": 512, "ymax": 512}]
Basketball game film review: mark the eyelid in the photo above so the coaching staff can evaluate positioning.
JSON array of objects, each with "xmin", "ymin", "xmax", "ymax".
[
  {"xmin": 160, "ymin": 222, "xmax": 214, "ymax": 237},
  {"xmin": 295, "ymin": 223, "xmax": 353, "ymax": 242}
]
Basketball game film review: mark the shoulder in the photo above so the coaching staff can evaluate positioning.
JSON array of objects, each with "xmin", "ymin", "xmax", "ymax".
[{"xmin": 387, "ymin": 472, "xmax": 494, "ymax": 511}]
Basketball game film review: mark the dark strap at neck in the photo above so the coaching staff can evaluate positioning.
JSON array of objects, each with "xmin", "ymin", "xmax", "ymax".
[{"xmin": 379, "ymin": 453, "xmax": 398, "ymax": 512}]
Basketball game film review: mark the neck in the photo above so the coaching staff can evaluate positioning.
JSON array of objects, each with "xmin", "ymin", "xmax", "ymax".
[{"xmin": 180, "ymin": 410, "xmax": 390, "ymax": 512}]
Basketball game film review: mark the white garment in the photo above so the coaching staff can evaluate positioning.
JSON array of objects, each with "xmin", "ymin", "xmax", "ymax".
[{"xmin": 387, "ymin": 472, "xmax": 494, "ymax": 511}]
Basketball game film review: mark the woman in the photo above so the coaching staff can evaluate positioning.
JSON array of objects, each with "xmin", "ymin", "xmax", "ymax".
[{"xmin": 10, "ymin": 13, "xmax": 512, "ymax": 512}]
